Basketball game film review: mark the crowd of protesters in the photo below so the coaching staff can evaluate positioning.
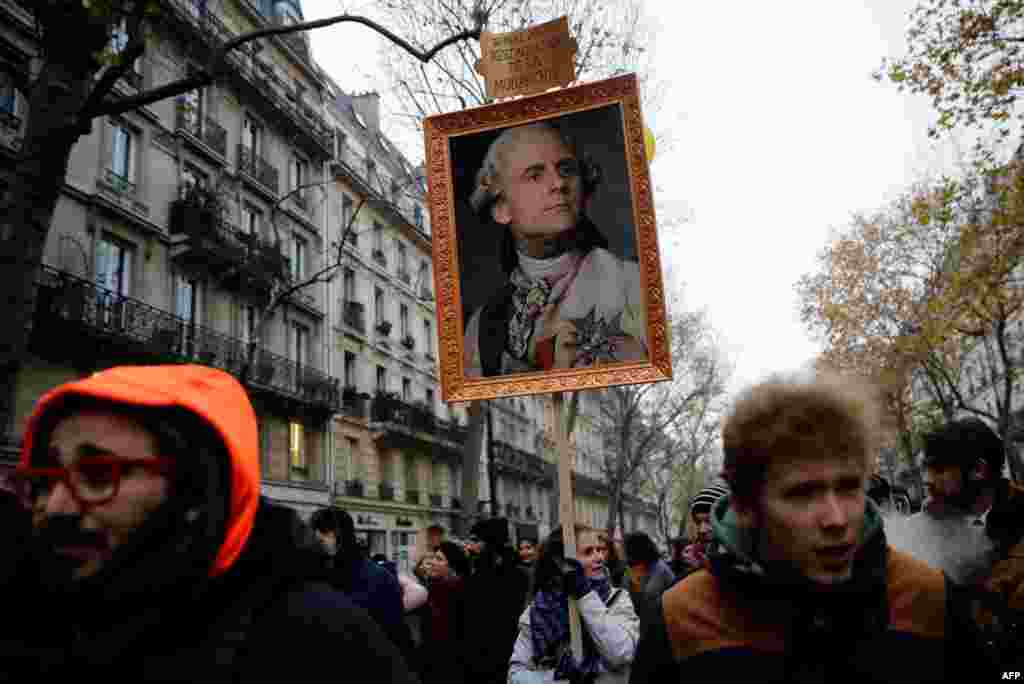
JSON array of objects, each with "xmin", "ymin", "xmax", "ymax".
[{"xmin": 1, "ymin": 363, "xmax": 1021, "ymax": 682}]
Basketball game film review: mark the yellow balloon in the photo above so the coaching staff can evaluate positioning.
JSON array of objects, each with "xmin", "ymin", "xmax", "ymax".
[{"xmin": 643, "ymin": 126, "xmax": 656, "ymax": 162}]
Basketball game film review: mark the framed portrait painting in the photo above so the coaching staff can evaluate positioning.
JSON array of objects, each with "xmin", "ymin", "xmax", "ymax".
[{"xmin": 424, "ymin": 74, "xmax": 671, "ymax": 402}]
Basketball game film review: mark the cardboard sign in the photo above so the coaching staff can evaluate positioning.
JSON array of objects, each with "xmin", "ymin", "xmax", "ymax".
[{"xmin": 475, "ymin": 16, "xmax": 578, "ymax": 100}]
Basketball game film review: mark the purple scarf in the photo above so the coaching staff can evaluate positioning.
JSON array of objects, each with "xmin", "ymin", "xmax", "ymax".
[{"xmin": 529, "ymin": 571, "xmax": 613, "ymax": 681}]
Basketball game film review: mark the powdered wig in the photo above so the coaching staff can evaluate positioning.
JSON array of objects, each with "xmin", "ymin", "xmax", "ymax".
[
  {"xmin": 468, "ymin": 121, "xmax": 602, "ymax": 220},
  {"xmin": 721, "ymin": 371, "xmax": 882, "ymax": 509}
]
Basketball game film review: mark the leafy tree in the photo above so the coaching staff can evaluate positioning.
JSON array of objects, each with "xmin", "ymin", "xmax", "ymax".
[
  {"xmin": 0, "ymin": 0, "xmax": 482, "ymax": 426},
  {"xmin": 798, "ymin": 153, "xmax": 1024, "ymax": 480},
  {"xmin": 877, "ymin": 0, "xmax": 1024, "ymax": 139}
]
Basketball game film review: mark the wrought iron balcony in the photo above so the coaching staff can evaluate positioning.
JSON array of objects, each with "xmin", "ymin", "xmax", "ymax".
[
  {"xmin": 406, "ymin": 489, "xmax": 421, "ymax": 505},
  {"xmin": 430, "ymin": 493, "xmax": 443, "ymax": 508},
  {"xmin": 379, "ymin": 483, "xmax": 395, "ymax": 501},
  {"xmin": 341, "ymin": 389, "xmax": 368, "ymax": 420},
  {"xmin": 174, "ymin": 102, "xmax": 226, "ymax": 157},
  {"xmin": 169, "ymin": 199, "xmax": 288, "ymax": 291},
  {"xmin": 344, "ymin": 479, "xmax": 364, "ymax": 497},
  {"xmin": 103, "ymin": 169, "xmax": 136, "ymax": 195},
  {"xmin": 32, "ymin": 265, "xmax": 340, "ymax": 412},
  {"xmin": 343, "ymin": 301, "xmax": 366, "ymax": 333},
  {"xmin": 237, "ymin": 144, "xmax": 280, "ymax": 194}
]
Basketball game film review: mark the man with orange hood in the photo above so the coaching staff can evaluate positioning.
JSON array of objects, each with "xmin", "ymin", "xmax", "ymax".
[{"xmin": 4, "ymin": 365, "xmax": 420, "ymax": 681}]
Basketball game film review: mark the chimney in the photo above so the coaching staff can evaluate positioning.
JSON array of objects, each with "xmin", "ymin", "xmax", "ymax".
[{"xmin": 351, "ymin": 91, "xmax": 381, "ymax": 133}]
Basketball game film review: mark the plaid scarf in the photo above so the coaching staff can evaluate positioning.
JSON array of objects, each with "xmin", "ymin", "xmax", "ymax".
[{"xmin": 529, "ymin": 572, "xmax": 613, "ymax": 681}]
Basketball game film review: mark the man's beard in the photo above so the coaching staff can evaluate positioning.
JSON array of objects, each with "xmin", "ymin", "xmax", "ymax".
[{"xmin": 32, "ymin": 513, "xmax": 111, "ymax": 588}]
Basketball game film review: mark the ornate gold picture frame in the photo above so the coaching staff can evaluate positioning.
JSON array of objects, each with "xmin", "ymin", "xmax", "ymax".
[{"xmin": 425, "ymin": 74, "xmax": 671, "ymax": 401}]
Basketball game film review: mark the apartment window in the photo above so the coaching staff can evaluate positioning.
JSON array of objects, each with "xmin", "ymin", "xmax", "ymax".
[
  {"xmin": 373, "ymin": 222, "xmax": 383, "ymax": 251},
  {"xmin": 374, "ymin": 287, "xmax": 384, "ymax": 323},
  {"xmin": 240, "ymin": 304, "xmax": 256, "ymax": 349},
  {"xmin": 289, "ymin": 421, "xmax": 305, "ymax": 470},
  {"xmin": 400, "ymin": 304, "xmax": 409, "ymax": 338},
  {"xmin": 95, "ymin": 236, "xmax": 133, "ymax": 297},
  {"xmin": 110, "ymin": 19, "xmax": 142, "ymax": 81},
  {"xmin": 341, "ymin": 195, "xmax": 355, "ymax": 235},
  {"xmin": 418, "ymin": 261, "xmax": 430, "ymax": 297},
  {"xmin": 291, "ymin": 234, "xmax": 306, "ymax": 281},
  {"xmin": 396, "ymin": 242, "xmax": 408, "ymax": 278},
  {"xmin": 342, "ymin": 267, "xmax": 356, "ymax": 302},
  {"xmin": 109, "ymin": 120, "xmax": 134, "ymax": 185},
  {"xmin": 292, "ymin": 323, "xmax": 308, "ymax": 368},
  {"xmin": 174, "ymin": 273, "xmax": 198, "ymax": 355},
  {"xmin": 424, "ymin": 319, "xmax": 433, "ymax": 355},
  {"xmin": 376, "ymin": 365, "xmax": 387, "ymax": 393},
  {"xmin": 344, "ymin": 351, "xmax": 357, "ymax": 388},
  {"xmin": 242, "ymin": 115, "xmax": 263, "ymax": 157},
  {"xmin": 290, "ymin": 156, "xmax": 308, "ymax": 202},
  {"xmin": 402, "ymin": 377, "xmax": 411, "ymax": 402},
  {"xmin": 241, "ymin": 203, "xmax": 262, "ymax": 237}
]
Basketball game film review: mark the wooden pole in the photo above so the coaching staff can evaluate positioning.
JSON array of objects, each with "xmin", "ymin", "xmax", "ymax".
[{"xmin": 551, "ymin": 391, "xmax": 583, "ymax": 662}]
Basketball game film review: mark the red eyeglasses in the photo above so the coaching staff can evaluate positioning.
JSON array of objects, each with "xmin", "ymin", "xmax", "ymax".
[{"xmin": 14, "ymin": 456, "xmax": 174, "ymax": 508}]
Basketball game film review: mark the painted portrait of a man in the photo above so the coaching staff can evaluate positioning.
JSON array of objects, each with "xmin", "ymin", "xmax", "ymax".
[{"xmin": 460, "ymin": 120, "xmax": 648, "ymax": 378}]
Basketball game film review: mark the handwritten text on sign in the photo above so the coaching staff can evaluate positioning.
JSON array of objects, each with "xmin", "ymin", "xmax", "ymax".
[{"xmin": 475, "ymin": 17, "xmax": 578, "ymax": 100}]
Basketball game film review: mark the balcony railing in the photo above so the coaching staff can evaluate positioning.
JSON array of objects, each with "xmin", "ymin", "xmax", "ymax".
[
  {"xmin": 104, "ymin": 168, "xmax": 136, "ymax": 195},
  {"xmin": 343, "ymin": 301, "xmax": 366, "ymax": 333},
  {"xmin": 430, "ymin": 493, "xmax": 443, "ymax": 507},
  {"xmin": 175, "ymin": 102, "xmax": 227, "ymax": 157},
  {"xmin": 406, "ymin": 489, "xmax": 421, "ymax": 505},
  {"xmin": 379, "ymin": 483, "xmax": 395, "ymax": 501},
  {"xmin": 237, "ymin": 144, "xmax": 280, "ymax": 194},
  {"xmin": 34, "ymin": 265, "xmax": 340, "ymax": 411},
  {"xmin": 371, "ymin": 393, "xmax": 468, "ymax": 446},
  {"xmin": 345, "ymin": 479, "xmax": 364, "ymax": 497},
  {"xmin": 170, "ymin": 200, "xmax": 289, "ymax": 289}
]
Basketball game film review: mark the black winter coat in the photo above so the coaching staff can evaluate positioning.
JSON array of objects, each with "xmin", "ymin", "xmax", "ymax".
[{"xmin": 0, "ymin": 501, "xmax": 419, "ymax": 683}]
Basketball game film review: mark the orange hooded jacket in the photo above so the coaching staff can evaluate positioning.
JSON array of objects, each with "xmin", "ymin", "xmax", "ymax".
[{"xmin": 20, "ymin": 365, "xmax": 259, "ymax": 577}]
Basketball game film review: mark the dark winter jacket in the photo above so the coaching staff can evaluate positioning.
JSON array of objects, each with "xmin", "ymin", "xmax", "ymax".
[
  {"xmin": 461, "ymin": 547, "xmax": 530, "ymax": 683},
  {"xmin": 421, "ymin": 573, "xmax": 467, "ymax": 684},
  {"xmin": 629, "ymin": 497, "xmax": 989, "ymax": 683},
  {"xmin": 3, "ymin": 365, "xmax": 418, "ymax": 683},
  {"xmin": 319, "ymin": 509, "xmax": 413, "ymax": 660}
]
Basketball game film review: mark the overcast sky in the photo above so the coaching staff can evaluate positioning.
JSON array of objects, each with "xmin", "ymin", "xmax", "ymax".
[{"xmin": 304, "ymin": 0, "xmax": 969, "ymax": 396}]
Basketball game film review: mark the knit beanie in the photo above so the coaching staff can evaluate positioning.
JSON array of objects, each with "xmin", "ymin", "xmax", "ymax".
[{"xmin": 690, "ymin": 482, "xmax": 730, "ymax": 517}]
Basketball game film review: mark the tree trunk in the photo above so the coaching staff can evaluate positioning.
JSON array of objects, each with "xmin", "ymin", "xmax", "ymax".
[{"xmin": 0, "ymin": 38, "xmax": 106, "ymax": 428}]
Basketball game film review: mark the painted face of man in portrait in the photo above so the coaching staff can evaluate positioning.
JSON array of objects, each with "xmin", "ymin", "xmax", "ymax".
[{"xmin": 491, "ymin": 125, "xmax": 584, "ymax": 243}]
